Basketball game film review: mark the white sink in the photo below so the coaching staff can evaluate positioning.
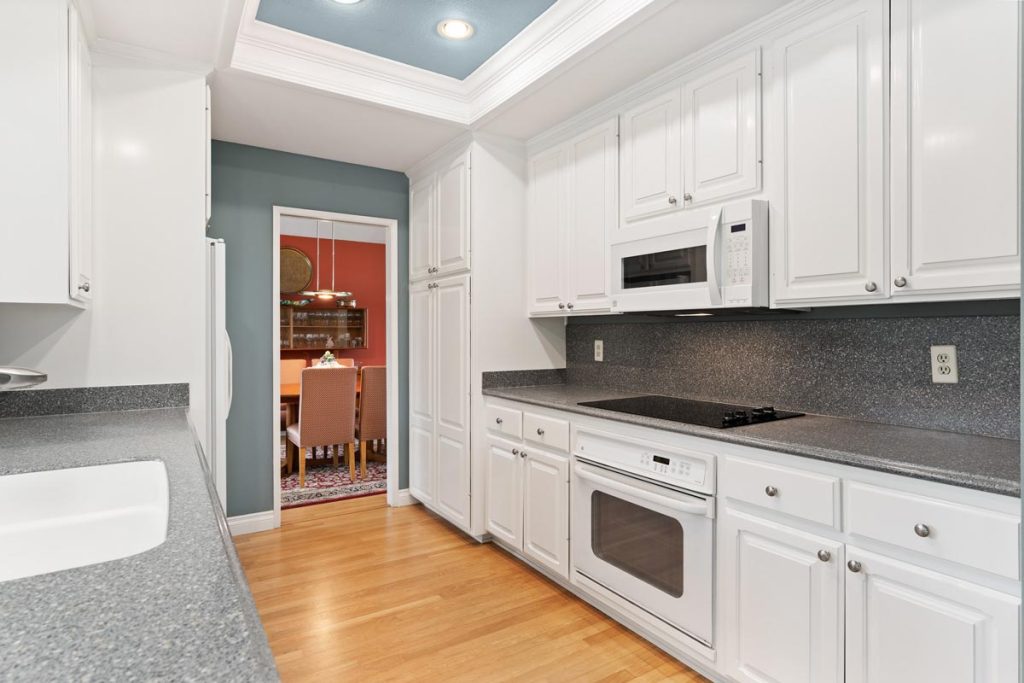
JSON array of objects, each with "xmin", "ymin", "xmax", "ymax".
[{"xmin": 0, "ymin": 461, "xmax": 169, "ymax": 583}]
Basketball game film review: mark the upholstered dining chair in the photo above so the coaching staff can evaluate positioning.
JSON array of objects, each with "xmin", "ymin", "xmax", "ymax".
[
  {"xmin": 286, "ymin": 366, "xmax": 358, "ymax": 487},
  {"xmin": 280, "ymin": 359, "xmax": 306, "ymax": 433},
  {"xmin": 357, "ymin": 366, "xmax": 386, "ymax": 467},
  {"xmin": 336, "ymin": 358, "xmax": 355, "ymax": 368}
]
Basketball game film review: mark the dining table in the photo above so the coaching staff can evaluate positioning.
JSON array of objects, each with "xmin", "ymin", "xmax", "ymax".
[{"xmin": 280, "ymin": 374, "xmax": 362, "ymax": 428}]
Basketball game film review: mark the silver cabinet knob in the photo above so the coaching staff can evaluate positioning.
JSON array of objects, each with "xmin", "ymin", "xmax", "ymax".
[
  {"xmin": 864, "ymin": 281, "xmax": 877, "ymax": 292},
  {"xmin": 78, "ymin": 282, "xmax": 91, "ymax": 293},
  {"xmin": 914, "ymin": 523, "xmax": 931, "ymax": 538},
  {"xmin": 512, "ymin": 448, "xmax": 519, "ymax": 456},
  {"xmin": 683, "ymin": 193, "xmax": 693, "ymax": 202},
  {"xmin": 847, "ymin": 560, "xmax": 862, "ymax": 573},
  {"xmin": 520, "ymin": 450, "xmax": 527, "ymax": 459},
  {"xmin": 566, "ymin": 303, "xmax": 574, "ymax": 310},
  {"xmin": 817, "ymin": 550, "xmax": 831, "ymax": 563},
  {"xmin": 495, "ymin": 417, "xmax": 503, "ymax": 425},
  {"xmin": 668, "ymin": 195, "xmax": 678, "ymax": 205},
  {"xmin": 894, "ymin": 276, "xmax": 907, "ymax": 288},
  {"xmin": 558, "ymin": 302, "xmax": 566, "ymax": 310},
  {"xmin": 536, "ymin": 427, "xmax": 545, "ymax": 436},
  {"xmin": 765, "ymin": 485, "xmax": 778, "ymax": 497}
]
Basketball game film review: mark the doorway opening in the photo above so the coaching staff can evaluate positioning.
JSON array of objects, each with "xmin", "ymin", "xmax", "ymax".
[{"xmin": 272, "ymin": 207, "xmax": 400, "ymax": 527}]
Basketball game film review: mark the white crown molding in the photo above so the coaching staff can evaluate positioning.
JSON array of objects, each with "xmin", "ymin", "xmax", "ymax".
[
  {"xmin": 525, "ymin": 0, "xmax": 840, "ymax": 154},
  {"xmin": 91, "ymin": 37, "xmax": 214, "ymax": 75},
  {"xmin": 229, "ymin": 0, "xmax": 672, "ymax": 126}
]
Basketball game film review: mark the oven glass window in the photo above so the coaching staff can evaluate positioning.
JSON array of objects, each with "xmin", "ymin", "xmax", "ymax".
[
  {"xmin": 622, "ymin": 246, "xmax": 707, "ymax": 290},
  {"xmin": 591, "ymin": 491, "xmax": 684, "ymax": 597}
]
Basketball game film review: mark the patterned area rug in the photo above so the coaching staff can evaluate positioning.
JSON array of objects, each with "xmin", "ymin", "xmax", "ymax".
[{"xmin": 280, "ymin": 444, "xmax": 387, "ymax": 509}]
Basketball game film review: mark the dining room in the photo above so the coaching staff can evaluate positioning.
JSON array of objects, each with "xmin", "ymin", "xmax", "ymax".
[{"xmin": 276, "ymin": 211, "xmax": 393, "ymax": 510}]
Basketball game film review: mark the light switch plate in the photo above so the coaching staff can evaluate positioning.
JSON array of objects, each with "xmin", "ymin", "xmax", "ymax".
[
  {"xmin": 594, "ymin": 339, "xmax": 604, "ymax": 362},
  {"xmin": 930, "ymin": 345, "xmax": 958, "ymax": 384}
]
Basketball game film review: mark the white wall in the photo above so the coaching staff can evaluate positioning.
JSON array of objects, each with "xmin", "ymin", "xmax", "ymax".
[{"xmin": 0, "ymin": 64, "xmax": 208, "ymax": 441}]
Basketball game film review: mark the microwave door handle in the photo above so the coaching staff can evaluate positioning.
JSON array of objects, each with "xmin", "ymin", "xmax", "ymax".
[
  {"xmin": 574, "ymin": 464, "xmax": 713, "ymax": 518},
  {"xmin": 706, "ymin": 210, "xmax": 723, "ymax": 306}
]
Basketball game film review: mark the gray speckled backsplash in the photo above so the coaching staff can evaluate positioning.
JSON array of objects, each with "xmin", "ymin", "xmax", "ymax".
[
  {"xmin": 566, "ymin": 315, "xmax": 1019, "ymax": 439},
  {"xmin": 0, "ymin": 383, "xmax": 188, "ymax": 419}
]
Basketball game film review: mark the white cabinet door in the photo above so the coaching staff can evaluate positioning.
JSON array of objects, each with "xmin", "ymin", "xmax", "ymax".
[
  {"xmin": 619, "ymin": 88, "xmax": 683, "ymax": 227},
  {"xmin": 720, "ymin": 510, "xmax": 844, "ymax": 683},
  {"xmin": 566, "ymin": 119, "xmax": 616, "ymax": 313},
  {"xmin": 485, "ymin": 438, "xmax": 523, "ymax": 548},
  {"xmin": 526, "ymin": 146, "xmax": 567, "ymax": 315},
  {"xmin": 409, "ymin": 174, "xmax": 435, "ymax": 283},
  {"xmin": 68, "ymin": 2, "xmax": 92, "ymax": 302},
  {"xmin": 683, "ymin": 50, "xmax": 760, "ymax": 207},
  {"xmin": 408, "ymin": 281, "xmax": 435, "ymax": 505},
  {"xmin": 434, "ymin": 274, "xmax": 471, "ymax": 529},
  {"xmin": 889, "ymin": 0, "xmax": 1020, "ymax": 298},
  {"xmin": 522, "ymin": 446, "xmax": 570, "ymax": 579},
  {"xmin": 845, "ymin": 547, "xmax": 1020, "ymax": 683},
  {"xmin": 436, "ymin": 150, "xmax": 471, "ymax": 278},
  {"xmin": 769, "ymin": 0, "xmax": 888, "ymax": 305}
]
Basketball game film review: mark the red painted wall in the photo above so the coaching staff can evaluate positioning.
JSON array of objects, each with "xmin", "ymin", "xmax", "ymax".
[{"xmin": 280, "ymin": 236, "xmax": 386, "ymax": 367}]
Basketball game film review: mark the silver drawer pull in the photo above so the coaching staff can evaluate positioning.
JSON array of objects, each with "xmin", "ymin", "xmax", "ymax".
[
  {"xmin": 764, "ymin": 485, "xmax": 778, "ymax": 497},
  {"xmin": 536, "ymin": 427, "xmax": 545, "ymax": 436},
  {"xmin": 495, "ymin": 417, "xmax": 503, "ymax": 425},
  {"xmin": 914, "ymin": 523, "xmax": 931, "ymax": 538},
  {"xmin": 847, "ymin": 560, "xmax": 862, "ymax": 573},
  {"xmin": 817, "ymin": 550, "xmax": 831, "ymax": 563},
  {"xmin": 512, "ymin": 448, "xmax": 519, "ymax": 456}
]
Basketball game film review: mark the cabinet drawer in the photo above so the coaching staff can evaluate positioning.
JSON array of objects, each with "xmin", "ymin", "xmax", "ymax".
[
  {"xmin": 486, "ymin": 404, "xmax": 522, "ymax": 439},
  {"xmin": 721, "ymin": 457, "xmax": 839, "ymax": 528},
  {"xmin": 845, "ymin": 482, "xmax": 1020, "ymax": 580},
  {"xmin": 522, "ymin": 412, "xmax": 570, "ymax": 452}
]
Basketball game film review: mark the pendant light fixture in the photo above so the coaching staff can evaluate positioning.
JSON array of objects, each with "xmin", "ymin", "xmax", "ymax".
[{"xmin": 302, "ymin": 220, "xmax": 353, "ymax": 301}]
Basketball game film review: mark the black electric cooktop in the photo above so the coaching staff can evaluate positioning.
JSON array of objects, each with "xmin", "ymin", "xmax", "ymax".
[{"xmin": 577, "ymin": 395, "xmax": 804, "ymax": 429}]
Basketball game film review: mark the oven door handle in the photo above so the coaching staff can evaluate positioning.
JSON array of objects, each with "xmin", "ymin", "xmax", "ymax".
[{"xmin": 574, "ymin": 464, "xmax": 714, "ymax": 518}]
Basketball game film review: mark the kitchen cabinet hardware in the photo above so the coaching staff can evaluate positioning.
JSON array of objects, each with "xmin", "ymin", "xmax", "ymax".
[
  {"xmin": 817, "ymin": 549, "xmax": 831, "ymax": 562},
  {"xmin": 894, "ymin": 276, "xmax": 907, "ymax": 288},
  {"xmin": 848, "ymin": 560, "xmax": 862, "ymax": 573},
  {"xmin": 914, "ymin": 523, "xmax": 931, "ymax": 538},
  {"xmin": 865, "ymin": 281, "xmax": 877, "ymax": 292},
  {"xmin": 764, "ymin": 485, "xmax": 778, "ymax": 497}
]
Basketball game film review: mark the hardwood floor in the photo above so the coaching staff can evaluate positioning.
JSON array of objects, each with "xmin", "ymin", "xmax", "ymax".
[{"xmin": 235, "ymin": 496, "xmax": 708, "ymax": 682}]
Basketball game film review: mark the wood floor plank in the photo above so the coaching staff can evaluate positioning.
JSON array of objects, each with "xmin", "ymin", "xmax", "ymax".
[{"xmin": 235, "ymin": 497, "xmax": 708, "ymax": 682}]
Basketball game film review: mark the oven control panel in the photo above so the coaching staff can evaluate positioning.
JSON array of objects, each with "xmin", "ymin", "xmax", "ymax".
[{"xmin": 574, "ymin": 427, "xmax": 715, "ymax": 495}]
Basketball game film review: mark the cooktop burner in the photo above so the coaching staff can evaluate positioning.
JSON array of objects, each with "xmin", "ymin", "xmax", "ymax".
[{"xmin": 577, "ymin": 395, "xmax": 804, "ymax": 429}]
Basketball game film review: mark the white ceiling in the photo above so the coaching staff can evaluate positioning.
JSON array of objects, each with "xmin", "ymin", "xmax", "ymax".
[{"xmin": 83, "ymin": 0, "xmax": 794, "ymax": 171}]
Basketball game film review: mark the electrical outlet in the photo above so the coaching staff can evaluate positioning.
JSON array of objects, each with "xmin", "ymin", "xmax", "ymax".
[
  {"xmin": 594, "ymin": 339, "xmax": 604, "ymax": 362},
  {"xmin": 930, "ymin": 345, "xmax": 958, "ymax": 384}
]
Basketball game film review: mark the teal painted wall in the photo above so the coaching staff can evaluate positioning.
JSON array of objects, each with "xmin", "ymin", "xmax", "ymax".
[{"xmin": 210, "ymin": 141, "xmax": 409, "ymax": 517}]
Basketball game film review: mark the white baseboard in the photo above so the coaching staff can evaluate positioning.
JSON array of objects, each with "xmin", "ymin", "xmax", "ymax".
[
  {"xmin": 227, "ymin": 510, "xmax": 276, "ymax": 536},
  {"xmin": 391, "ymin": 488, "xmax": 418, "ymax": 507}
]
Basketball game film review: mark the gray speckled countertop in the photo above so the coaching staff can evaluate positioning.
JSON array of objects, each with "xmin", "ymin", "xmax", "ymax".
[
  {"xmin": 0, "ymin": 408, "xmax": 278, "ymax": 682},
  {"xmin": 483, "ymin": 384, "xmax": 1021, "ymax": 497}
]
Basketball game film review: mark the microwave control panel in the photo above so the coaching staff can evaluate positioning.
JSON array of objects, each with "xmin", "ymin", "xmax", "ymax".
[{"xmin": 725, "ymin": 222, "xmax": 752, "ymax": 287}]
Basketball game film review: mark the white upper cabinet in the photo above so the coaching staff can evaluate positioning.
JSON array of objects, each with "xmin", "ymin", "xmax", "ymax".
[
  {"xmin": 526, "ymin": 147, "xmax": 567, "ymax": 315},
  {"xmin": 436, "ymin": 150, "xmax": 471, "ymax": 278},
  {"xmin": 683, "ymin": 50, "xmax": 761, "ymax": 207},
  {"xmin": 1, "ymin": 0, "xmax": 93, "ymax": 306},
  {"xmin": 409, "ymin": 174, "xmax": 435, "ymax": 283},
  {"xmin": 527, "ymin": 118, "xmax": 616, "ymax": 316},
  {"xmin": 769, "ymin": 0, "xmax": 888, "ymax": 306},
  {"xmin": 845, "ymin": 547, "xmax": 1019, "ymax": 683},
  {"xmin": 409, "ymin": 150, "xmax": 470, "ymax": 282},
  {"xmin": 566, "ymin": 119, "xmax": 616, "ymax": 313},
  {"xmin": 618, "ymin": 88, "xmax": 683, "ymax": 231},
  {"xmin": 889, "ymin": 0, "xmax": 1020, "ymax": 299}
]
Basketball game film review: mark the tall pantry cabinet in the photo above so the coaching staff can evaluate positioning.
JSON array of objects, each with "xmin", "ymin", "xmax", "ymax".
[{"xmin": 407, "ymin": 135, "xmax": 564, "ymax": 536}]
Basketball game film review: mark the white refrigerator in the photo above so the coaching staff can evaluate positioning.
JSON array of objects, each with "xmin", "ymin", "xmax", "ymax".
[{"xmin": 206, "ymin": 238, "xmax": 232, "ymax": 511}]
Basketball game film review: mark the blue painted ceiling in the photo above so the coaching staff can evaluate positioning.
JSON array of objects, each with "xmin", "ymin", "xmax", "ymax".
[{"xmin": 255, "ymin": 0, "xmax": 559, "ymax": 80}]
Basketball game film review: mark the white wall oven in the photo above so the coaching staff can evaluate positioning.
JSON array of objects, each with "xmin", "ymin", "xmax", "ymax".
[
  {"xmin": 610, "ymin": 199, "xmax": 768, "ymax": 313},
  {"xmin": 571, "ymin": 426, "xmax": 716, "ymax": 647}
]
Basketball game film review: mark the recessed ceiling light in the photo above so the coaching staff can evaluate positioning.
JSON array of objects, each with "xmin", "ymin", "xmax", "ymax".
[
  {"xmin": 437, "ymin": 19, "xmax": 475, "ymax": 40},
  {"xmin": 330, "ymin": 0, "xmax": 362, "ymax": 4}
]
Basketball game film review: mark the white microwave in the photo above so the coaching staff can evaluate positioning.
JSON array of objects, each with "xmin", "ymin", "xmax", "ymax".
[{"xmin": 610, "ymin": 199, "xmax": 768, "ymax": 313}]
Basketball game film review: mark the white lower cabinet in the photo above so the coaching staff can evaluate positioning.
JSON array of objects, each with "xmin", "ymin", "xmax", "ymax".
[
  {"xmin": 720, "ymin": 509, "xmax": 844, "ymax": 683},
  {"xmin": 845, "ymin": 547, "xmax": 1020, "ymax": 683},
  {"xmin": 485, "ymin": 436, "xmax": 569, "ymax": 579}
]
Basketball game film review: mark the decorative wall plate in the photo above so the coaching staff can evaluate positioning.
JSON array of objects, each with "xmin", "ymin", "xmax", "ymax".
[{"xmin": 280, "ymin": 247, "xmax": 313, "ymax": 293}]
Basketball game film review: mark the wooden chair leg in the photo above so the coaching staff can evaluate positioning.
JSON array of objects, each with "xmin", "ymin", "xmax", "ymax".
[
  {"xmin": 360, "ymin": 441, "xmax": 367, "ymax": 480},
  {"xmin": 332, "ymin": 444, "xmax": 338, "ymax": 470},
  {"xmin": 299, "ymin": 447, "xmax": 307, "ymax": 488},
  {"xmin": 346, "ymin": 442, "xmax": 355, "ymax": 481}
]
